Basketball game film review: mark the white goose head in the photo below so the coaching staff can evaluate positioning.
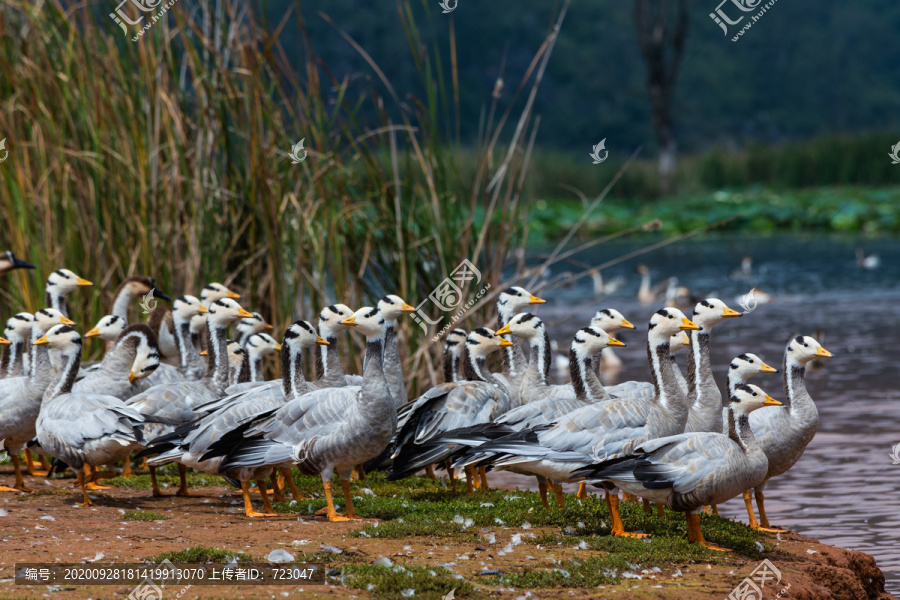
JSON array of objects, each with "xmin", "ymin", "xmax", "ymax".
[
  {"xmin": 465, "ymin": 327, "xmax": 513, "ymax": 359},
  {"xmin": 590, "ymin": 308, "xmax": 634, "ymax": 334},
  {"xmin": 496, "ymin": 312, "xmax": 545, "ymax": 341},
  {"xmin": 283, "ymin": 320, "xmax": 329, "ymax": 350},
  {"xmin": 572, "ymin": 326, "xmax": 625, "ymax": 359},
  {"xmin": 85, "ymin": 315, "xmax": 127, "ymax": 342},
  {"xmin": 207, "ymin": 298, "xmax": 253, "ymax": 327},
  {"xmin": 318, "ymin": 304, "xmax": 355, "ymax": 337},
  {"xmin": 5, "ymin": 312, "xmax": 34, "ymax": 343},
  {"xmin": 497, "ymin": 286, "xmax": 545, "ymax": 315},
  {"xmin": 341, "ymin": 306, "xmax": 390, "ymax": 340},
  {"xmin": 200, "ymin": 282, "xmax": 240, "ymax": 306},
  {"xmin": 787, "ymin": 335, "xmax": 832, "ymax": 365},
  {"xmin": 669, "ymin": 332, "xmax": 690, "ymax": 354},
  {"xmin": 236, "ymin": 312, "xmax": 271, "ymax": 339},
  {"xmin": 648, "ymin": 307, "xmax": 698, "ymax": 342},
  {"xmin": 32, "ymin": 308, "xmax": 74, "ymax": 334},
  {"xmin": 246, "ymin": 332, "xmax": 281, "ymax": 359},
  {"xmin": 377, "ymin": 295, "xmax": 415, "ymax": 322},
  {"xmin": 729, "ymin": 382, "xmax": 781, "ymax": 415},
  {"xmin": 173, "ymin": 295, "xmax": 209, "ymax": 322},
  {"xmin": 33, "ymin": 323, "xmax": 82, "ymax": 357},
  {"xmin": 691, "ymin": 298, "xmax": 741, "ymax": 331},
  {"xmin": 117, "ymin": 324, "xmax": 161, "ymax": 383},
  {"xmin": 729, "ymin": 353, "xmax": 778, "ymax": 382},
  {"xmin": 46, "ymin": 268, "xmax": 92, "ymax": 296}
]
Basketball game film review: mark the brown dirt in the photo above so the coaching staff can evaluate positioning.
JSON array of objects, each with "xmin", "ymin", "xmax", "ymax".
[{"xmin": 0, "ymin": 477, "xmax": 894, "ymax": 600}]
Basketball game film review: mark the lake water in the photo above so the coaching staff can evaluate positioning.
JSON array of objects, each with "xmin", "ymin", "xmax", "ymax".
[{"xmin": 493, "ymin": 234, "xmax": 900, "ymax": 592}]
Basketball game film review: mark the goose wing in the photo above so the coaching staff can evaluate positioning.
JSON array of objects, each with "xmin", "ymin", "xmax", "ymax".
[
  {"xmin": 0, "ymin": 376, "xmax": 40, "ymax": 451},
  {"xmin": 605, "ymin": 380, "xmax": 655, "ymax": 401}
]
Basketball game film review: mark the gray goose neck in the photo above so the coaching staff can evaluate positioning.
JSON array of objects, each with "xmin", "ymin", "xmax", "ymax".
[
  {"xmin": 174, "ymin": 321, "xmax": 194, "ymax": 372},
  {"xmin": 47, "ymin": 347, "xmax": 81, "ymax": 400},
  {"xmin": 783, "ymin": 354, "xmax": 807, "ymax": 411},
  {"xmin": 46, "ymin": 291, "xmax": 68, "ymax": 318},
  {"xmin": 569, "ymin": 348, "xmax": 610, "ymax": 402},
  {"xmin": 442, "ymin": 350, "xmax": 459, "ymax": 383},
  {"xmin": 498, "ymin": 308, "xmax": 525, "ymax": 376},
  {"xmin": 647, "ymin": 338, "xmax": 684, "ymax": 417},
  {"xmin": 0, "ymin": 340, "xmax": 24, "ymax": 378},
  {"xmin": 525, "ymin": 328, "xmax": 551, "ymax": 385},
  {"xmin": 685, "ymin": 330, "xmax": 713, "ymax": 403},
  {"xmin": 205, "ymin": 320, "xmax": 230, "ymax": 392},
  {"xmin": 281, "ymin": 345, "xmax": 306, "ymax": 399},
  {"xmin": 462, "ymin": 347, "xmax": 488, "ymax": 382},
  {"xmin": 360, "ymin": 336, "xmax": 390, "ymax": 406},
  {"xmin": 111, "ymin": 286, "xmax": 135, "ymax": 321},
  {"xmin": 249, "ymin": 355, "xmax": 263, "ymax": 382},
  {"xmin": 724, "ymin": 404, "xmax": 758, "ymax": 453}
]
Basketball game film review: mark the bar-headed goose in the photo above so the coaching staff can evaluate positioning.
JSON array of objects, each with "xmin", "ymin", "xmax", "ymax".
[
  {"xmin": 312, "ymin": 304, "xmax": 360, "ymax": 388},
  {"xmin": 139, "ymin": 321, "xmax": 326, "ymax": 513},
  {"xmin": 243, "ymin": 333, "xmax": 281, "ymax": 382},
  {"xmin": 144, "ymin": 295, "xmax": 208, "ymax": 385},
  {"xmin": 34, "ymin": 324, "xmax": 153, "ymax": 506},
  {"xmin": 496, "ymin": 287, "xmax": 545, "ymax": 383},
  {"xmin": 574, "ymin": 383, "xmax": 780, "ymax": 548},
  {"xmin": 1, "ymin": 313, "xmax": 34, "ymax": 379},
  {"xmin": 742, "ymin": 336, "xmax": 831, "ymax": 532},
  {"xmin": 0, "ymin": 309, "xmax": 73, "ymax": 491},
  {"xmin": 151, "ymin": 282, "xmax": 236, "ymax": 364},
  {"xmin": 588, "ymin": 309, "xmax": 634, "ymax": 374},
  {"xmin": 205, "ymin": 306, "xmax": 396, "ymax": 522},
  {"xmin": 442, "ymin": 329, "xmax": 468, "ymax": 383},
  {"xmin": 44, "ymin": 269, "xmax": 92, "ymax": 318},
  {"xmin": 683, "ymin": 299, "xmax": 742, "ymax": 434},
  {"xmin": 0, "ymin": 250, "xmax": 35, "ymax": 276},
  {"xmin": 452, "ymin": 308, "xmax": 698, "ymax": 532},
  {"xmin": 389, "ymin": 328, "xmax": 513, "ymax": 487},
  {"xmin": 73, "ymin": 325, "xmax": 161, "ymax": 400}
]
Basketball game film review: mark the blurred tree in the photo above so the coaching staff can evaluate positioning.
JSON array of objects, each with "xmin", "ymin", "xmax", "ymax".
[{"xmin": 633, "ymin": 0, "xmax": 688, "ymax": 195}]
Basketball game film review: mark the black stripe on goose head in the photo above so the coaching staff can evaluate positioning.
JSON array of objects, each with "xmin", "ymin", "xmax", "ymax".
[
  {"xmin": 692, "ymin": 299, "xmax": 714, "ymax": 316},
  {"xmin": 730, "ymin": 382, "xmax": 755, "ymax": 402}
]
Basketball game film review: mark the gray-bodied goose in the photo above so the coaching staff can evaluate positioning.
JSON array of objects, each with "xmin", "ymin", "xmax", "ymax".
[
  {"xmin": 205, "ymin": 307, "xmax": 396, "ymax": 522},
  {"xmin": 452, "ymin": 308, "xmax": 698, "ymax": 534},
  {"xmin": 313, "ymin": 304, "xmax": 361, "ymax": 388},
  {"xmin": 388, "ymin": 328, "xmax": 513, "ymax": 488},
  {"xmin": 1, "ymin": 313, "xmax": 34, "ymax": 379},
  {"xmin": 442, "ymin": 329, "xmax": 468, "ymax": 383},
  {"xmin": 151, "ymin": 282, "xmax": 237, "ymax": 365},
  {"xmin": 496, "ymin": 287, "xmax": 545, "ymax": 383},
  {"xmin": 0, "ymin": 250, "xmax": 35, "ymax": 276},
  {"xmin": 140, "ymin": 322, "xmax": 326, "ymax": 514},
  {"xmin": 573, "ymin": 383, "xmax": 780, "ymax": 548},
  {"xmin": 683, "ymin": 299, "xmax": 742, "ymax": 434},
  {"xmin": 34, "ymin": 325, "xmax": 156, "ymax": 506},
  {"xmin": 0, "ymin": 309, "xmax": 73, "ymax": 491},
  {"xmin": 128, "ymin": 298, "xmax": 252, "ymax": 496},
  {"xmin": 742, "ymin": 336, "xmax": 831, "ymax": 532},
  {"xmin": 143, "ymin": 295, "xmax": 209, "ymax": 386}
]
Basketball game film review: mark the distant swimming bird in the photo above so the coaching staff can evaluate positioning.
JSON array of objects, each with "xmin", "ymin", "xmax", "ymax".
[{"xmin": 855, "ymin": 248, "xmax": 880, "ymax": 270}]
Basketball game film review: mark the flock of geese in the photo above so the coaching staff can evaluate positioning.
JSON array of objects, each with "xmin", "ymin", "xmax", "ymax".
[{"xmin": 0, "ymin": 253, "xmax": 832, "ymax": 549}]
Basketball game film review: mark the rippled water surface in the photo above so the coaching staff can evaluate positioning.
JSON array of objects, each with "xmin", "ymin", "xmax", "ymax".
[{"xmin": 491, "ymin": 235, "xmax": 899, "ymax": 592}]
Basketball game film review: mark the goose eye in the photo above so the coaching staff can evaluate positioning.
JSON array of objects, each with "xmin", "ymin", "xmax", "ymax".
[
  {"xmin": 668, "ymin": 315, "xmax": 673, "ymax": 319},
  {"xmin": 752, "ymin": 392, "xmax": 757, "ymax": 396},
  {"xmin": 748, "ymin": 359, "xmax": 754, "ymax": 363}
]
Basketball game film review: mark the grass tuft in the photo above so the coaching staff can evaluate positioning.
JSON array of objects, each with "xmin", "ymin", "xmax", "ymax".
[
  {"xmin": 340, "ymin": 564, "xmax": 479, "ymax": 600},
  {"xmin": 121, "ymin": 510, "xmax": 169, "ymax": 522},
  {"xmin": 146, "ymin": 546, "xmax": 252, "ymax": 564}
]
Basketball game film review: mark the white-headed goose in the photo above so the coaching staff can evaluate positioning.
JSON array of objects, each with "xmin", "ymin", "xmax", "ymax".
[
  {"xmin": 73, "ymin": 324, "xmax": 161, "ymax": 401},
  {"xmin": 0, "ymin": 250, "xmax": 35, "ymax": 276},
  {"xmin": 1, "ymin": 313, "xmax": 34, "ymax": 379},
  {"xmin": 496, "ymin": 286, "xmax": 545, "ymax": 382},
  {"xmin": 573, "ymin": 383, "xmax": 780, "ymax": 548},
  {"xmin": 312, "ymin": 304, "xmax": 361, "ymax": 388},
  {"xmin": 742, "ymin": 335, "xmax": 831, "ymax": 532},
  {"xmin": 34, "ymin": 324, "xmax": 155, "ymax": 505},
  {"xmin": 0, "ymin": 309, "xmax": 73, "ymax": 491},
  {"xmin": 377, "ymin": 295, "xmax": 416, "ymax": 407},
  {"xmin": 204, "ymin": 307, "xmax": 397, "ymax": 522},
  {"xmin": 588, "ymin": 309, "xmax": 634, "ymax": 374},
  {"xmin": 144, "ymin": 295, "xmax": 209, "ymax": 385},
  {"xmin": 235, "ymin": 312, "xmax": 272, "ymax": 347},
  {"xmin": 442, "ymin": 329, "xmax": 468, "ymax": 383}
]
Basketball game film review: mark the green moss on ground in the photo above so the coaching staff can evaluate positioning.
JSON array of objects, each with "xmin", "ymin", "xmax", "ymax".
[
  {"xmin": 146, "ymin": 546, "xmax": 252, "ymax": 564},
  {"xmin": 339, "ymin": 564, "xmax": 479, "ymax": 600},
  {"xmin": 121, "ymin": 510, "xmax": 169, "ymax": 522}
]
